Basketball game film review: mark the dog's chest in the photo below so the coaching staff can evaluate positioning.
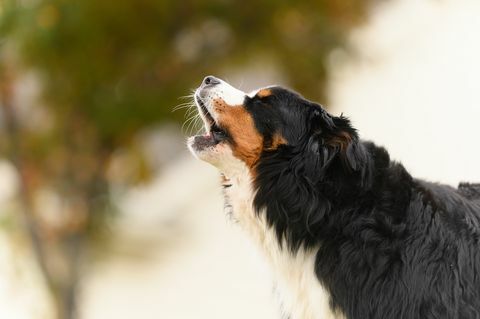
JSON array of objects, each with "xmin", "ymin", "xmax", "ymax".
[{"xmin": 222, "ymin": 173, "xmax": 343, "ymax": 319}]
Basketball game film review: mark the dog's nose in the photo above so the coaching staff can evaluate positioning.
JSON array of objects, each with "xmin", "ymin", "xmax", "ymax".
[{"xmin": 202, "ymin": 75, "xmax": 220, "ymax": 87}]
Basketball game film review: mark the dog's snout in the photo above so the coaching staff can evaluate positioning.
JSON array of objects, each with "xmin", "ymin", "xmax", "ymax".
[{"xmin": 203, "ymin": 76, "xmax": 220, "ymax": 87}]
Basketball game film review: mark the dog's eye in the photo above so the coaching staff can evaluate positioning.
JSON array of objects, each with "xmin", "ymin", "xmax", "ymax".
[
  {"xmin": 211, "ymin": 125, "xmax": 228, "ymax": 142},
  {"xmin": 213, "ymin": 130, "xmax": 227, "ymax": 139}
]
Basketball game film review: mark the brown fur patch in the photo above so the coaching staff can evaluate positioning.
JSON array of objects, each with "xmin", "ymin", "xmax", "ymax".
[
  {"xmin": 327, "ymin": 131, "xmax": 353, "ymax": 168},
  {"xmin": 256, "ymin": 89, "xmax": 272, "ymax": 98},
  {"xmin": 328, "ymin": 131, "xmax": 352, "ymax": 152},
  {"xmin": 266, "ymin": 134, "xmax": 287, "ymax": 151},
  {"xmin": 213, "ymin": 99, "xmax": 263, "ymax": 168}
]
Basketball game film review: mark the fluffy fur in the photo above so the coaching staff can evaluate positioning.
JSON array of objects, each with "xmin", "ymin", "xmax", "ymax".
[{"xmin": 188, "ymin": 76, "xmax": 480, "ymax": 319}]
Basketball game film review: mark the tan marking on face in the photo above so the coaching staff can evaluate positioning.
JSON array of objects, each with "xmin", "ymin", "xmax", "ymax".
[
  {"xmin": 328, "ymin": 131, "xmax": 352, "ymax": 153},
  {"xmin": 266, "ymin": 133, "xmax": 287, "ymax": 151},
  {"xmin": 256, "ymin": 88, "xmax": 272, "ymax": 98},
  {"xmin": 327, "ymin": 131, "xmax": 354, "ymax": 169},
  {"xmin": 213, "ymin": 99, "xmax": 263, "ymax": 168}
]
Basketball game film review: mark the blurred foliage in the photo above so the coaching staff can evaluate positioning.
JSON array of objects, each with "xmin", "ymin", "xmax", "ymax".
[
  {"xmin": 0, "ymin": 0, "xmax": 376, "ymax": 318},
  {"xmin": 1, "ymin": 0, "xmax": 374, "ymax": 142}
]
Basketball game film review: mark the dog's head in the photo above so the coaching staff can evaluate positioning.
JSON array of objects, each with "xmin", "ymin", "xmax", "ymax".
[{"xmin": 187, "ymin": 76, "xmax": 367, "ymax": 179}]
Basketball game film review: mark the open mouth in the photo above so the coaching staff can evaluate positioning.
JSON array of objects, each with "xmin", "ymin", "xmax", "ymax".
[{"xmin": 193, "ymin": 94, "xmax": 228, "ymax": 148}]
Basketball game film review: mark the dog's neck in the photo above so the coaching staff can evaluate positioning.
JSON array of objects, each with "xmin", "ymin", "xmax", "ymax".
[{"xmin": 218, "ymin": 161, "xmax": 345, "ymax": 319}]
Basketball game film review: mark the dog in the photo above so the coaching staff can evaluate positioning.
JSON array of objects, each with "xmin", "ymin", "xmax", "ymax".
[{"xmin": 187, "ymin": 76, "xmax": 480, "ymax": 319}]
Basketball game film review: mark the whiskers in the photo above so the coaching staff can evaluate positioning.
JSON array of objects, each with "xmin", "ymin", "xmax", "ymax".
[{"xmin": 173, "ymin": 91, "xmax": 204, "ymax": 136}]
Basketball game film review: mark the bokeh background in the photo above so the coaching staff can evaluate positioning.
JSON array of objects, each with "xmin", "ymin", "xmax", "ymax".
[{"xmin": 0, "ymin": 0, "xmax": 479, "ymax": 318}]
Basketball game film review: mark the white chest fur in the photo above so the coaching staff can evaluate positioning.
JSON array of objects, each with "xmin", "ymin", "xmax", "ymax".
[{"xmin": 221, "ymin": 166, "xmax": 344, "ymax": 319}]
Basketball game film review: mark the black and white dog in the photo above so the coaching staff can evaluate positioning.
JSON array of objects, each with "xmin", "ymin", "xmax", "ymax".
[{"xmin": 187, "ymin": 76, "xmax": 480, "ymax": 319}]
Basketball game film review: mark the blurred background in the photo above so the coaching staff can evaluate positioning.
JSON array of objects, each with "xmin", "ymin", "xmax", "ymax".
[{"xmin": 0, "ymin": 0, "xmax": 479, "ymax": 318}]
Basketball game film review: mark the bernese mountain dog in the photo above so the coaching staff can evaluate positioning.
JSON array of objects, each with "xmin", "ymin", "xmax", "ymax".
[{"xmin": 187, "ymin": 75, "xmax": 480, "ymax": 319}]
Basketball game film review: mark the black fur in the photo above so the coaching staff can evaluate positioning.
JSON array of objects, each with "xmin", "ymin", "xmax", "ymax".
[{"xmin": 247, "ymin": 87, "xmax": 480, "ymax": 319}]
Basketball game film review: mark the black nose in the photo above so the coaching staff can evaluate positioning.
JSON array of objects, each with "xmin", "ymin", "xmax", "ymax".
[{"xmin": 203, "ymin": 75, "xmax": 220, "ymax": 86}]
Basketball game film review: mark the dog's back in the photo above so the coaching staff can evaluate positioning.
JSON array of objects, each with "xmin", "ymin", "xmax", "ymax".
[{"xmin": 458, "ymin": 183, "xmax": 480, "ymax": 202}]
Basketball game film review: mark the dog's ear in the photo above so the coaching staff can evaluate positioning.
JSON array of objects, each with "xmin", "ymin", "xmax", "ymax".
[
  {"xmin": 310, "ymin": 107, "xmax": 334, "ymax": 132},
  {"xmin": 303, "ymin": 108, "xmax": 337, "ymax": 182},
  {"xmin": 329, "ymin": 115, "xmax": 367, "ymax": 172},
  {"xmin": 310, "ymin": 108, "xmax": 367, "ymax": 173}
]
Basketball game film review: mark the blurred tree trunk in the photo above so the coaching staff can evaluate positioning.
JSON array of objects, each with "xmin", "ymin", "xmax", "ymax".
[
  {"xmin": 0, "ymin": 62, "xmax": 108, "ymax": 319},
  {"xmin": 0, "ymin": 64, "xmax": 58, "ymax": 315},
  {"xmin": 56, "ymin": 233, "xmax": 85, "ymax": 319}
]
